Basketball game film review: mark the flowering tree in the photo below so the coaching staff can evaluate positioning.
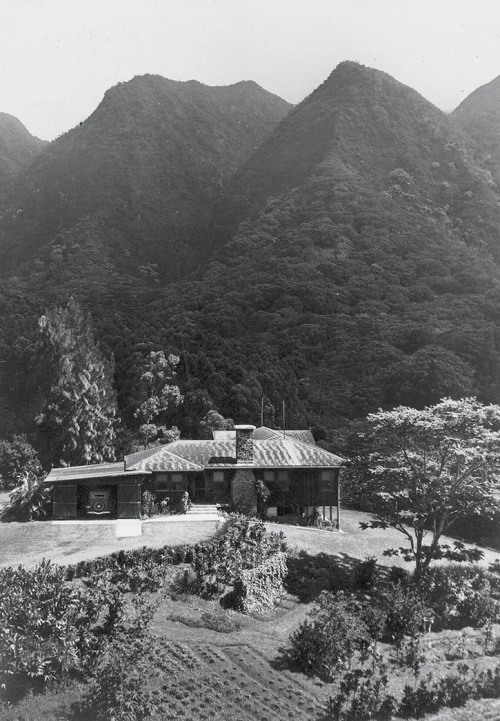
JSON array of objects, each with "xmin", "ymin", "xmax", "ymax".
[{"xmin": 360, "ymin": 398, "xmax": 500, "ymax": 579}]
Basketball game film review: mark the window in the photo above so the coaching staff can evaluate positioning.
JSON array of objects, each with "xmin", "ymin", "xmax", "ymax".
[
  {"xmin": 320, "ymin": 469, "xmax": 335, "ymax": 492},
  {"xmin": 264, "ymin": 471, "xmax": 275, "ymax": 484},
  {"xmin": 277, "ymin": 470, "xmax": 290, "ymax": 491},
  {"xmin": 212, "ymin": 471, "xmax": 225, "ymax": 487},
  {"xmin": 170, "ymin": 473, "xmax": 184, "ymax": 491},
  {"xmin": 155, "ymin": 473, "xmax": 185, "ymax": 491}
]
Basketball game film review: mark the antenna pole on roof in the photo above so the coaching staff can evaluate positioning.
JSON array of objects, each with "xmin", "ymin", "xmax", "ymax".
[
  {"xmin": 283, "ymin": 400, "xmax": 286, "ymax": 439},
  {"xmin": 261, "ymin": 396, "xmax": 264, "ymax": 428}
]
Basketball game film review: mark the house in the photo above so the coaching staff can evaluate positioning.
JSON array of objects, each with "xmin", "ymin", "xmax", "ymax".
[{"xmin": 45, "ymin": 425, "xmax": 343, "ymax": 522}]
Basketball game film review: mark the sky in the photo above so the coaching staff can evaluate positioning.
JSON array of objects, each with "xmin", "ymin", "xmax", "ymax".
[{"xmin": 2, "ymin": 0, "xmax": 500, "ymax": 141}]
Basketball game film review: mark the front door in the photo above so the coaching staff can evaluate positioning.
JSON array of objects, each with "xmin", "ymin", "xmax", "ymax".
[{"xmin": 190, "ymin": 473, "xmax": 207, "ymax": 502}]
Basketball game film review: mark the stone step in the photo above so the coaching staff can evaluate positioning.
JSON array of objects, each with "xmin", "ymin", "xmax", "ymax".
[{"xmin": 187, "ymin": 505, "xmax": 219, "ymax": 514}]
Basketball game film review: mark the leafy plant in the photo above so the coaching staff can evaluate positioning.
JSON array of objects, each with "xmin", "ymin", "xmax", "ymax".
[
  {"xmin": 1, "ymin": 474, "xmax": 52, "ymax": 521},
  {"xmin": 170, "ymin": 568, "xmax": 198, "ymax": 596},
  {"xmin": 0, "ymin": 560, "xmax": 122, "ymax": 702},
  {"xmin": 383, "ymin": 584, "xmax": 431, "ymax": 644},
  {"xmin": 141, "ymin": 489, "xmax": 158, "ymax": 518},
  {"xmin": 420, "ymin": 564, "xmax": 500, "ymax": 630},
  {"xmin": 354, "ymin": 556, "xmax": 378, "ymax": 591},
  {"xmin": 78, "ymin": 593, "xmax": 162, "ymax": 721},
  {"xmin": 287, "ymin": 592, "xmax": 372, "ymax": 681}
]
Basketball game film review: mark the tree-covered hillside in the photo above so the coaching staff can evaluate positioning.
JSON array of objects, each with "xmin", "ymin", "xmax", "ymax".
[
  {"xmin": 0, "ymin": 76, "xmax": 291, "ymax": 284},
  {"xmin": 143, "ymin": 62, "xmax": 500, "ymax": 441},
  {"xmin": 2, "ymin": 62, "xmax": 500, "ymax": 455},
  {"xmin": 452, "ymin": 73, "xmax": 500, "ymax": 188},
  {"xmin": 0, "ymin": 113, "xmax": 46, "ymax": 199}
]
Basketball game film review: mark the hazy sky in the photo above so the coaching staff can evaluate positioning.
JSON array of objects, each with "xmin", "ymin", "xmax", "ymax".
[{"xmin": 2, "ymin": 0, "xmax": 500, "ymax": 141}]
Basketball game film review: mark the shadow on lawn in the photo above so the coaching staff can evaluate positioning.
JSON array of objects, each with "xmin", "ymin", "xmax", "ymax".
[{"xmin": 285, "ymin": 550, "xmax": 399, "ymax": 603}]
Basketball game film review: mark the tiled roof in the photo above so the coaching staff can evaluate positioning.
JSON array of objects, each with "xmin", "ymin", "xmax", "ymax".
[
  {"xmin": 125, "ymin": 445, "xmax": 205, "ymax": 472},
  {"xmin": 45, "ymin": 462, "xmax": 150, "ymax": 484},
  {"xmin": 46, "ymin": 428, "xmax": 343, "ymax": 481},
  {"xmin": 128, "ymin": 440, "xmax": 232, "ymax": 471},
  {"xmin": 252, "ymin": 427, "xmax": 279, "ymax": 441},
  {"xmin": 127, "ymin": 433, "xmax": 343, "ymax": 472},
  {"xmin": 252, "ymin": 427, "xmax": 316, "ymax": 445}
]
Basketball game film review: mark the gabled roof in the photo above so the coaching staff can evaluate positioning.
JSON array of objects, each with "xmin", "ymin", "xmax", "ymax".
[
  {"xmin": 125, "ymin": 431, "xmax": 342, "ymax": 472},
  {"xmin": 45, "ymin": 427, "xmax": 343, "ymax": 483}
]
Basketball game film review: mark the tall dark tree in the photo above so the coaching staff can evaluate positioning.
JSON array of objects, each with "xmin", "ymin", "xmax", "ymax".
[{"xmin": 35, "ymin": 298, "xmax": 117, "ymax": 468}]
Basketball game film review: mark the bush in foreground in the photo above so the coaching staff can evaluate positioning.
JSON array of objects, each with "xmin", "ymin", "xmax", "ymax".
[{"xmin": 287, "ymin": 591, "xmax": 372, "ymax": 681}]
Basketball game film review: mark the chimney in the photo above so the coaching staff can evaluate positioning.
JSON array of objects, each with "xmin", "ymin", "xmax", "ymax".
[{"xmin": 234, "ymin": 424, "xmax": 256, "ymax": 463}]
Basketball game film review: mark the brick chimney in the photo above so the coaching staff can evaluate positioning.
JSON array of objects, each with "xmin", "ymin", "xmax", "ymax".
[{"xmin": 234, "ymin": 425, "xmax": 256, "ymax": 463}]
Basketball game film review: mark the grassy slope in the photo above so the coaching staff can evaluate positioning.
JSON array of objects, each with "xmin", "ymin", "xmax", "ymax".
[
  {"xmin": 270, "ymin": 509, "xmax": 500, "ymax": 568},
  {"xmin": 1, "ymin": 508, "xmax": 499, "ymax": 570}
]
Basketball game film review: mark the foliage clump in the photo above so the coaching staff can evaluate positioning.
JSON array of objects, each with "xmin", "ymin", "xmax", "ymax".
[
  {"xmin": 35, "ymin": 298, "xmax": 117, "ymax": 469},
  {"xmin": 1, "ymin": 474, "xmax": 52, "ymax": 521},
  {"xmin": 0, "ymin": 560, "xmax": 123, "ymax": 703},
  {"xmin": 0, "ymin": 435, "xmax": 42, "ymax": 491},
  {"xmin": 287, "ymin": 591, "xmax": 372, "ymax": 681},
  {"xmin": 359, "ymin": 398, "xmax": 500, "ymax": 578}
]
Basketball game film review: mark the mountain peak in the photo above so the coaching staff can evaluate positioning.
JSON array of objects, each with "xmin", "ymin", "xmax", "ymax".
[{"xmin": 0, "ymin": 112, "xmax": 46, "ymax": 195}]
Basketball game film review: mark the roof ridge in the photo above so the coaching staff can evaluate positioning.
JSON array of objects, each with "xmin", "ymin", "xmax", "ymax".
[
  {"xmin": 156, "ymin": 447, "xmax": 204, "ymax": 470},
  {"xmin": 282, "ymin": 434, "xmax": 344, "ymax": 461}
]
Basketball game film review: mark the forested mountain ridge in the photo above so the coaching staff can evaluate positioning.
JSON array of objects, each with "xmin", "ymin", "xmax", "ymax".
[
  {"xmin": 0, "ymin": 75, "xmax": 291, "ymax": 285},
  {"xmin": 452, "ymin": 73, "xmax": 500, "ymax": 188},
  {"xmin": 146, "ymin": 61, "xmax": 500, "ymax": 440},
  {"xmin": 0, "ymin": 113, "xmax": 46, "ymax": 198},
  {"xmin": 211, "ymin": 62, "xmax": 500, "ymax": 257},
  {"xmin": 2, "ymin": 62, "xmax": 500, "ymax": 454}
]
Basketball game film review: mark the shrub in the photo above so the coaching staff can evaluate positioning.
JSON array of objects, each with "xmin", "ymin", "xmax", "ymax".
[
  {"xmin": 388, "ymin": 566, "xmax": 410, "ymax": 586},
  {"xmin": 287, "ymin": 592, "xmax": 371, "ymax": 681},
  {"xmin": 420, "ymin": 564, "xmax": 500, "ymax": 630},
  {"xmin": 0, "ymin": 560, "xmax": 123, "ymax": 703},
  {"xmin": 285, "ymin": 551, "xmax": 352, "ymax": 602},
  {"xmin": 1, "ymin": 475, "xmax": 52, "ymax": 521},
  {"xmin": 170, "ymin": 491, "xmax": 191, "ymax": 514},
  {"xmin": 354, "ymin": 556, "xmax": 378, "ymax": 591},
  {"xmin": 141, "ymin": 489, "xmax": 158, "ymax": 517},
  {"xmin": 255, "ymin": 478, "xmax": 270, "ymax": 519},
  {"xmin": 170, "ymin": 568, "xmax": 198, "ymax": 596},
  {"xmin": 383, "ymin": 584, "xmax": 432, "ymax": 643},
  {"xmin": 0, "ymin": 435, "xmax": 42, "ymax": 491},
  {"xmin": 78, "ymin": 595, "xmax": 162, "ymax": 721},
  {"xmin": 325, "ymin": 654, "xmax": 397, "ymax": 720}
]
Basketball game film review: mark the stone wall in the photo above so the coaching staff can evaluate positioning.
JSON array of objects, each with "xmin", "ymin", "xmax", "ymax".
[
  {"xmin": 235, "ymin": 425, "xmax": 255, "ymax": 462},
  {"xmin": 232, "ymin": 468, "xmax": 257, "ymax": 515}
]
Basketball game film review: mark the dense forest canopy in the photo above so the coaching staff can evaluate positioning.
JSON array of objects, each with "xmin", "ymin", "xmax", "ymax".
[{"xmin": 1, "ymin": 62, "xmax": 500, "ymax": 463}]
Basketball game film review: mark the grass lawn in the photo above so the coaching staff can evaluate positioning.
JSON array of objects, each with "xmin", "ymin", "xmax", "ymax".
[
  {"xmin": 268, "ymin": 508, "xmax": 500, "ymax": 569},
  {"xmin": 0, "ymin": 518, "xmax": 219, "ymax": 568},
  {"xmin": 2, "ymin": 508, "xmax": 498, "ymax": 571}
]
